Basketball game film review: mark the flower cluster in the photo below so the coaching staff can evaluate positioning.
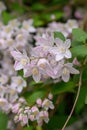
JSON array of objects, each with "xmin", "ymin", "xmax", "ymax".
[
  {"xmin": 0, "ymin": 18, "xmax": 36, "ymax": 51},
  {"xmin": 12, "ymin": 94, "xmax": 54, "ymax": 126},
  {"xmin": 0, "ymin": 75, "xmax": 26, "ymax": 113},
  {"xmin": 11, "ymin": 33, "xmax": 79, "ymax": 83},
  {"xmin": 0, "ymin": 7, "xmax": 36, "ymax": 115}
]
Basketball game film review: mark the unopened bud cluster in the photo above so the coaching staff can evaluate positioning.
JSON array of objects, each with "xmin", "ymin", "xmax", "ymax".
[{"xmin": 12, "ymin": 94, "xmax": 54, "ymax": 126}]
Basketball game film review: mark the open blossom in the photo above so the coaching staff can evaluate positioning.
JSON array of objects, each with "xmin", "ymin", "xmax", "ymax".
[
  {"xmin": 50, "ymin": 38, "xmax": 71, "ymax": 61},
  {"xmin": 22, "ymin": 19, "xmax": 36, "ymax": 33},
  {"xmin": 37, "ymin": 58, "xmax": 55, "ymax": 79},
  {"xmin": 19, "ymin": 114, "xmax": 29, "ymax": 126},
  {"xmin": 65, "ymin": 19, "xmax": 79, "ymax": 33},
  {"xmin": 15, "ymin": 34, "xmax": 27, "ymax": 47},
  {"xmin": 42, "ymin": 99, "xmax": 54, "ymax": 110},
  {"xmin": 24, "ymin": 61, "xmax": 41, "ymax": 83},
  {"xmin": 0, "ymin": 74, "xmax": 8, "ymax": 85},
  {"xmin": 7, "ymin": 86, "xmax": 18, "ymax": 103},
  {"xmin": 56, "ymin": 62, "xmax": 79, "ymax": 82},
  {"xmin": 37, "ymin": 111, "xmax": 49, "ymax": 126},
  {"xmin": 0, "ymin": 98, "xmax": 11, "ymax": 113},
  {"xmin": 0, "ymin": 85, "xmax": 6, "ymax": 98},
  {"xmin": 1, "ymin": 25, "xmax": 14, "ymax": 38},
  {"xmin": 31, "ymin": 106, "xmax": 39, "ymax": 120},
  {"xmin": 47, "ymin": 22, "xmax": 68, "ymax": 37},
  {"xmin": 12, "ymin": 103, "xmax": 21, "ymax": 113},
  {"xmin": 11, "ymin": 76, "xmax": 27, "ymax": 93},
  {"xmin": 24, "ymin": 58, "xmax": 55, "ymax": 82},
  {"xmin": 8, "ymin": 19, "xmax": 21, "ymax": 31},
  {"xmin": 35, "ymin": 32, "xmax": 54, "ymax": 47},
  {"xmin": 11, "ymin": 50, "xmax": 30, "ymax": 71}
]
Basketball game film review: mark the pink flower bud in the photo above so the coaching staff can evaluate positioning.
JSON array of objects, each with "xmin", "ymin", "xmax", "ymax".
[
  {"xmin": 48, "ymin": 93, "xmax": 53, "ymax": 100},
  {"xmin": 36, "ymin": 98, "xmax": 42, "ymax": 106}
]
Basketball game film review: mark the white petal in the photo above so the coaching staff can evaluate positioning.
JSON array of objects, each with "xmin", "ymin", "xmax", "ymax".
[
  {"xmin": 62, "ymin": 72, "xmax": 70, "ymax": 82},
  {"xmin": 49, "ymin": 47, "xmax": 58, "ymax": 54},
  {"xmin": 65, "ymin": 50, "xmax": 72, "ymax": 59},
  {"xmin": 22, "ymin": 81, "xmax": 27, "ymax": 87},
  {"xmin": 70, "ymin": 67, "xmax": 79, "ymax": 74},
  {"xmin": 17, "ymin": 86, "xmax": 23, "ymax": 93},
  {"xmin": 24, "ymin": 67, "xmax": 32, "ymax": 77},
  {"xmin": 14, "ymin": 61, "xmax": 23, "ymax": 70},
  {"xmin": 32, "ymin": 73, "xmax": 41, "ymax": 83},
  {"xmin": 55, "ymin": 54, "xmax": 64, "ymax": 61},
  {"xmin": 64, "ymin": 39, "xmax": 71, "ymax": 48},
  {"xmin": 29, "ymin": 26, "xmax": 36, "ymax": 33},
  {"xmin": 46, "ymin": 66, "xmax": 55, "ymax": 79},
  {"xmin": 55, "ymin": 38, "xmax": 63, "ymax": 47},
  {"xmin": 11, "ymin": 51, "xmax": 22, "ymax": 60}
]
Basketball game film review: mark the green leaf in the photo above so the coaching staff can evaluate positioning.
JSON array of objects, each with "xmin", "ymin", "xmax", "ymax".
[
  {"xmin": 71, "ymin": 45, "xmax": 87, "ymax": 58},
  {"xmin": 11, "ymin": 2, "xmax": 25, "ymax": 13},
  {"xmin": 53, "ymin": 11, "xmax": 63, "ymax": 20},
  {"xmin": 52, "ymin": 81, "xmax": 75, "ymax": 95},
  {"xmin": 2, "ymin": 12, "xmax": 15, "ymax": 24},
  {"xmin": 23, "ymin": 126, "xmax": 34, "ymax": 130},
  {"xmin": 33, "ymin": 16, "xmax": 44, "ymax": 27},
  {"xmin": 54, "ymin": 32, "xmax": 65, "ymax": 41},
  {"xmin": 72, "ymin": 28, "xmax": 87, "ymax": 43},
  {"xmin": 75, "ymin": 86, "xmax": 87, "ymax": 113},
  {"xmin": 24, "ymin": 91, "xmax": 45, "ymax": 106},
  {"xmin": 0, "ymin": 112, "xmax": 8, "ymax": 130},
  {"xmin": 85, "ymin": 95, "xmax": 87, "ymax": 104},
  {"xmin": 47, "ymin": 115, "xmax": 77, "ymax": 129},
  {"xmin": 32, "ymin": 3, "xmax": 46, "ymax": 11}
]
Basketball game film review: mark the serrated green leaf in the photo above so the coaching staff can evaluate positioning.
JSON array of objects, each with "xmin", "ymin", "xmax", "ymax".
[
  {"xmin": 85, "ymin": 95, "xmax": 87, "ymax": 104},
  {"xmin": 0, "ymin": 112, "xmax": 8, "ymax": 130},
  {"xmin": 54, "ymin": 32, "xmax": 65, "ymax": 41},
  {"xmin": 47, "ymin": 115, "xmax": 77, "ymax": 129},
  {"xmin": 25, "ymin": 91, "xmax": 46, "ymax": 106},
  {"xmin": 32, "ymin": 3, "xmax": 46, "ymax": 11},
  {"xmin": 23, "ymin": 126, "xmax": 34, "ymax": 130},
  {"xmin": 11, "ymin": 2, "xmax": 25, "ymax": 13},
  {"xmin": 2, "ymin": 12, "xmax": 15, "ymax": 24},
  {"xmin": 53, "ymin": 11, "xmax": 63, "ymax": 20},
  {"xmin": 71, "ymin": 45, "xmax": 87, "ymax": 58},
  {"xmin": 52, "ymin": 81, "xmax": 75, "ymax": 95},
  {"xmin": 72, "ymin": 28, "xmax": 87, "ymax": 43}
]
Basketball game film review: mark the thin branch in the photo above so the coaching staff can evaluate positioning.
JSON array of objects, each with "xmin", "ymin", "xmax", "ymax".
[{"xmin": 61, "ymin": 70, "xmax": 82, "ymax": 130}]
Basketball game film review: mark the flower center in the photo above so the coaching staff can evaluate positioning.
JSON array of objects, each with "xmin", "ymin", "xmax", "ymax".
[
  {"xmin": 44, "ymin": 101, "xmax": 49, "ymax": 107},
  {"xmin": 7, "ymin": 40, "xmax": 14, "ymax": 46},
  {"xmin": 50, "ymin": 59, "xmax": 56, "ymax": 66},
  {"xmin": 23, "ymin": 25, "xmax": 29, "ymax": 30},
  {"xmin": 5, "ymin": 27, "xmax": 11, "ymax": 33},
  {"xmin": 32, "ymin": 68, "xmax": 39, "ymax": 75},
  {"xmin": 11, "ymin": 21, "xmax": 17, "ymax": 26},
  {"xmin": 60, "ymin": 47, "xmax": 66, "ymax": 53},
  {"xmin": 20, "ymin": 58, "xmax": 28, "ymax": 65},
  {"xmin": 69, "ymin": 22, "xmax": 73, "ymax": 27},
  {"xmin": 18, "ymin": 35, "xmax": 23, "ymax": 41},
  {"xmin": 39, "ymin": 63, "xmax": 46, "ymax": 68},
  {"xmin": 0, "ymin": 101, "xmax": 5, "ymax": 105},
  {"xmin": 63, "ymin": 67, "xmax": 69, "ymax": 75},
  {"xmin": 10, "ymin": 89, "xmax": 16, "ymax": 95},
  {"xmin": 17, "ymin": 79, "xmax": 23, "ymax": 85}
]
